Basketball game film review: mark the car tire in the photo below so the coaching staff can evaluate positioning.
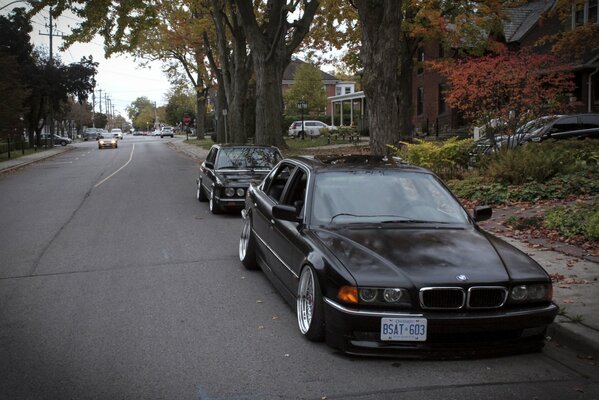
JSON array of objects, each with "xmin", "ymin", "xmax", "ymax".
[
  {"xmin": 60, "ymin": 140, "xmax": 67, "ymax": 146},
  {"xmin": 197, "ymin": 180, "xmax": 208, "ymax": 202},
  {"xmin": 209, "ymin": 191, "xmax": 221, "ymax": 214},
  {"xmin": 160, "ymin": 135, "xmax": 164, "ymax": 138},
  {"xmin": 297, "ymin": 266, "xmax": 325, "ymax": 341},
  {"xmin": 239, "ymin": 215, "xmax": 258, "ymax": 270}
]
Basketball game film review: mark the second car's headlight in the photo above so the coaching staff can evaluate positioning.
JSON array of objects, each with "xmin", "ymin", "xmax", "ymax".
[
  {"xmin": 225, "ymin": 188, "xmax": 235, "ymax": 197},
  {"xmin": 509, "ymin": 283, "xmax": 552, "ymax": 303},
  {"xmin": 236, "ymin": 188, "xmax": 245, "ymax": 197}
]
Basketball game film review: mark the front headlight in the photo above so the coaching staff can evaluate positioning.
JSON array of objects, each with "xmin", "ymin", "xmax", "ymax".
[
  {"xmin": 509, "ymin": 283, "xmax": 552, "ymax": 303},
  {"xmin": 236, "ymin": 188, "xmax": 245, "ymax": 197},
  {"xmin": 99, "ymin": 140, "xmax": 104, "ymax": 144},
  {"xmin": 224, "ymin": 188, "xmax": 235, "ymax": 197},
  {"xmin": 339, "ymin": 286, "xmax": 411, "ymax": 306}
]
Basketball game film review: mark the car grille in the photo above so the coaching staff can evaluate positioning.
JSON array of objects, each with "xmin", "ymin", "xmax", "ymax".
[
  {"xmin": 467, "ymin": 287, "xmax": 508, "ymax": 309},
  {"xmin": 420, "ymin": 287, "xmax": 507, "ymax": 309},
  {"xmin": 420, "ymin": 288, "xmax": 465, "ymax": 309}
]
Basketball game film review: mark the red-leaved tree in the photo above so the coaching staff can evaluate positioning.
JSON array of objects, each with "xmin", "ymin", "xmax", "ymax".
[{"xmin": 430, "ymin": 47, "xmax": 575, "ymax": 139}]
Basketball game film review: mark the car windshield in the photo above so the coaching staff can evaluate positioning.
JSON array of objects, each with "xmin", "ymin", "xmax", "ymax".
[
  {"xmin": 311, "ymin": 170, "xmax": 469, "ymax": 225},
  {"xmin": 215, "ymin": 147, "xmax": 282, "ymax": 170}
]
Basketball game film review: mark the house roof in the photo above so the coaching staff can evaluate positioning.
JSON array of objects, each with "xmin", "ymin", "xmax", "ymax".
[
  {"xmin": 284, "ymin": 59, "xmax": 338, "ymax": 82},
  {"xmin": 503, "ymin": 0, "xmax": 555, "ymax": 43}
]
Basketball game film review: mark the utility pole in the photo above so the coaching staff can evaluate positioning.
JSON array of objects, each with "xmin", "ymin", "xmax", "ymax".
[
  {"xmin": 39, "ymin": 6, "xmax": 63, "ymax": 146},
  {"xmin": 98, "ymin": 89, "xmax": 103, "ymax": 113},
  {"xmin": 92, "ymin": 89, "xmax": 96, "ymax": 128}
]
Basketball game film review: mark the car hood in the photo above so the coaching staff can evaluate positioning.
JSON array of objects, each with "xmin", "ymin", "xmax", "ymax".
[
  {"xmin": 215, "ymin": 169, "xmax": 271, "ymax": 185},
  {"xmin": 312, "ymin": 225, "xmax": 547, "ymax": 288}
]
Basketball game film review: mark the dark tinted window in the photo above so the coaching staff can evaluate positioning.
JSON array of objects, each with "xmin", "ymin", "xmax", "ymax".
[
  {"xmin": 265, "ymin": 164, "xmax": 295, "ymax": 202},
  {"xmin": 581, "ymin": 115, "xmax": 599, "ymax": 129},
  {"xmin": 551, "ymin": 117, "xmax": 579, "ymax": 133},
  {"xmin": 215, "ymin": 147, "xmax": 282, "ymax": 169}
]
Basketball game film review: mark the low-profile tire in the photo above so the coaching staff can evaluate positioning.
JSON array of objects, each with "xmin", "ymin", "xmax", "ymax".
[
  {"xmin": 297, "ymin": 266, "xmax": 325, "ymax": 341},
  {"xmin": 209, "ymin": 191, "xmax": 221, "ymax": 214},
  {"xmin": 197, "ymin": 180, "xmax": 208, "ymax": 202},
  {"xmin": 239, "ymin": 216, "xmax": 258, "ymax": 270}
]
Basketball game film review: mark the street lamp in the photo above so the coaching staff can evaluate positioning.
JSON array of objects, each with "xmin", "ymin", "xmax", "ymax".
[
  {"xmin": 222, "ymin": 109, "xmax": 228, "ymax": 143},
  {"xmin": 296, "ymin": 100, "xmax": 308, "ymax": 140}
]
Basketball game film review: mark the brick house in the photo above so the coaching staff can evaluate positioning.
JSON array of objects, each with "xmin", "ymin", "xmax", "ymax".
[{"xmin": 412, "ymin": 0, "xmax": 599, "ymax": 137}]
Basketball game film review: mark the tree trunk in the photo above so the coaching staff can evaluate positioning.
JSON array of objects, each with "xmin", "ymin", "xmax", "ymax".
[
  {"xmin": 398, "ymin": 51, "xmax": 414, "ymax": 142},
  {"xmin": 252, "ymin": 56, "xmax": 286, "ymax": 147},
  {"xmin": 354, "ymin": 0, "xmax": 403, "ymax": 156},
  {"xmin": 215, "ymin": 83, "xmax": 227, "ymax": 142},
  {"xmin": 196, "ymin": 90, "xmax": 206, "ymax": 140}
]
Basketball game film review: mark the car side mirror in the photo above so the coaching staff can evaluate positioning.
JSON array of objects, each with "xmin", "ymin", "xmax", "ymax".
[
  {"xmin": 273, "ymin": 204, "xmax": 302, "ymax": 223},
  {"xmin": 204, "ymin": 162, "xmax": 214, "ymax": 170},
  {"xmin": 473, "ymin": 205, "xmax": 492, "ymax": 222}
]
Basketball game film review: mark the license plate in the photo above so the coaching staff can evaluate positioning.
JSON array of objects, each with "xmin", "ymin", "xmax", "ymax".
[{"xmin": 381, "ymin": 318, "xmax": 427, "ymax": 341}]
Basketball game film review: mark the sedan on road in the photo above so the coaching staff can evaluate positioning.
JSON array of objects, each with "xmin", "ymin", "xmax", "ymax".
[
  {"xmin": 239, "ymin": 155, "xmax": 557, "ymax": 357},
  {"xmin": 196, "ymin": 144, "xmax": 283, "ymax": 214},
  {"xmin": 98, "ymin": 134, "xmax": 118, "ymax": 149}
]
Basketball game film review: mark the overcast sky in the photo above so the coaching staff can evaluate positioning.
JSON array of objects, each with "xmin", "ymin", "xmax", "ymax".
[{"xmin": 2, "ymin": 3, "xmax": 173, "ymax": 120}]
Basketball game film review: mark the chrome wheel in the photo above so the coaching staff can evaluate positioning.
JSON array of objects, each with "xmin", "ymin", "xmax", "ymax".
[
  {"xmin": 239, "ymin": 218, "xmax": 251, "ymax": 261},
  {"xmin": 209, "ymin": 191, "xmax": 220, "ymax": 214},
  {"xmin": 297, "ymin": 268, "xmax": 315, "ymax": 334},
  {"xmin": 297, "ymin": 267, "xmax": 325, "ymax": 341},
  {"xmin": 239, "ymin": 215, "xmax": 258, "ymax": 269}
]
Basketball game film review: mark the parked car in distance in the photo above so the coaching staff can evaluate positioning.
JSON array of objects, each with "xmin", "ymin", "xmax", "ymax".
[
  {"xmin": 40, "ymin": 134, "xmax": 72, "ymax": 146},
  {"xmin": 110, "ymin": 128, "xmax": 123, "ymax": 139},
  {"xmin": 83, "ymin": 128, "xmax": 99, "ymax": 141},
  {"xmin": 523, "ymin": 113, "xmax": 599, "ymax": 143},
  {"xmin": 152, "ymin": 129, "xmax": 162, "ymax": 136},
  {"xmin": 97, "ymin": 133, "xmax": 118, "ymax": 149},
  {"xmin": 288, "ymin": 120, "xmax": 337, "ymax": 138},
  {"xmin": 239, "ymin": 154, "xmax": 557, "ymax": 357},
  {"xmin": 161, "ymin": 126, "xmax": 174, "ymax": 138},
  {"xmin": 196, "ymin": 144, "xmax": 283, "ymax": 214}
]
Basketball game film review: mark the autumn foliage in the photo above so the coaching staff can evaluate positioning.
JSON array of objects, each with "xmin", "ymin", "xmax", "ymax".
[{"xmin": 430, "ymin": 47, "xmax": 576, "ymax": 135}]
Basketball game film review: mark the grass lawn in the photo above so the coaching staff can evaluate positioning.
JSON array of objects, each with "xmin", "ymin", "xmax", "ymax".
[{"xmin": 0, "ymin": 146, "xmax": 52, "ymax": 161}]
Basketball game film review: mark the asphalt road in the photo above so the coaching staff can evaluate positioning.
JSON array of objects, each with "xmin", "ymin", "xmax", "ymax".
[{"xmin": 0, "ymin": 136, "xmax": 597, "ymax": 400}]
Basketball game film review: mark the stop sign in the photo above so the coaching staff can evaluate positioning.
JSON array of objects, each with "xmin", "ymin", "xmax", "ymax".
[{"xmin": 182, "ymin": 113, "xmax": 192, "ymax": 126}]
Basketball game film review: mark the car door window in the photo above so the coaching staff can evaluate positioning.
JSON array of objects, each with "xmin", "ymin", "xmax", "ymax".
[
  {"xmin": 265, "ymin": 164, "xmax": 295, "ymax": 203},
  {"xmin": 206, "ymin": 148, "xmax": 217, "ymax": 165},
  {"xmin": 581, "ymin": 115, "xmax": 599, "ymax": 129},
  {"xmin": 551, "ymin": 117, "xmax": 579, "ymax": 133},
  {"xmin": 281, "ymin": 169, "xmax": 308, "ymax": 214}
]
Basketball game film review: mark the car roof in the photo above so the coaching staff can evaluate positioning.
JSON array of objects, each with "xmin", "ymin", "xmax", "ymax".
[
  {"xmin": 212, "ymin": 143, "xmax": 281, "ymax": 150},
  {"xmin": 285, "ymin": 154, "xmax": 431, "ymax": 174}
]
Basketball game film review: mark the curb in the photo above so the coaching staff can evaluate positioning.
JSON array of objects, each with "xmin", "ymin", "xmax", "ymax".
[
  {"xmin": 547, "ymin": 321, "xmax": 599, "ymax": 360},
  {"xmin": 0, "ymin": 146, "xmax": 73, "ymax": 174}
]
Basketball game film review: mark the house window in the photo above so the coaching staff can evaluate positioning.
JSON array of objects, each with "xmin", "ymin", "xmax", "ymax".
[
  {"xmin": 417, "ymin": 87, "xmax": 424, "ymax": 115},
  {"xmin": 345, "ymin": 87, "xmax": 351, "ymax": 94},
  {"xmin": 336, "ymin": 87, "xmax": 341, "ymax": 96},
  {"xmin": 438, "ymin": 84, "xmax": 447, "ymax": 114},
  {"xmin": 417, "ymin": 48, "xmax": 425, "ymax": 75},
  {"xmin": 590, "ymin": 0, "xmax": 598, "ymax": 23},
  {"xmin": 575, "ymin": 3, "xmax": 585, "ymax": 26}
]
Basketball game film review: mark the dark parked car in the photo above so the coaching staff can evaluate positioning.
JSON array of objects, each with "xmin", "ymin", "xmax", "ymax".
[
  {"xmin": 196, "ymin": 144, "xmax": 283, "ymax": 214},
  {"xmin": 40, "ymin": 133, "xmax": 72, "ymax": 146},
  {"xmin": 239, "ymin": 155, "xmax": 557, "ymax": 357},
  {"xmin": 524, "ymin": 113, "xmax": 599, "ymax": 142}
]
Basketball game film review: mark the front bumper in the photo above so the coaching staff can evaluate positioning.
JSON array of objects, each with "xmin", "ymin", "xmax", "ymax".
[{"xmin": 323, "ymin": 298, "xmax": 558, "ymax": 358}]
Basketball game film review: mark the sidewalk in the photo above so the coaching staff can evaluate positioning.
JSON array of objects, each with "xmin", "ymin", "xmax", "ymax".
[
  {"xmin": 3, "ymin": 138, "xmax": 598, "ymax": 360},
  {"xmin": 0, "ymin": 146, "xmax": 73, "ymax": 174}
]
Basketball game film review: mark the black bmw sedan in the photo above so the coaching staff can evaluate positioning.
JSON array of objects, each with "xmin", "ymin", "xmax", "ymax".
[
  {"xmin": 196, "ymin": 144, "xmax": 282, "ymax": 214},
  {"xmin": 239, "ymin": 155, "xmax": 558, "ymax": 357}
]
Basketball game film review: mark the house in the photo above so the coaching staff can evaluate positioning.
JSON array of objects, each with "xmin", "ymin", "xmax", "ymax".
[
  {"xmin": 283, "ymin": 59, "xmax": 356, "ymax": 116},
  {"xmin": 411, "ymin": 0, "xmax": 598, "ymax": 137}
]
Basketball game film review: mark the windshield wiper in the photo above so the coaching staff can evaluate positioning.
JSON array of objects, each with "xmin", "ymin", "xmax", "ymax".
[{"xmin": 380, "ymin": 219, "xmax": 450, "ymax": 224}]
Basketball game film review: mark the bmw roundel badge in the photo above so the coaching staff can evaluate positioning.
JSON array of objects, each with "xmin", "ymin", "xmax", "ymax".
[{"xmin": 456, "ymin": 274, "xmax": 469, "ymax": 282}]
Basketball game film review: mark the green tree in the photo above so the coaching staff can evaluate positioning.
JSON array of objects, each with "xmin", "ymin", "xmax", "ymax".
[
  {"xmin": 234, "ymin": 0, "xmax": 320, "ymax": 147},
  {"xmin": 283, "ymin": 63, "xmax": 328, "ymax": 115},
  {"xmin": 165, "ymin": 86, "xmax": 196, "ymax": 127},
  {"xmin": 127, "ymin": 97, "xmax": 154, "ymax": 122}
]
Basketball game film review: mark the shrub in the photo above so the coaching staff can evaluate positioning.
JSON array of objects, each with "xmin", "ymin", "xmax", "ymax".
[
  {"xmin": 544, "ymin": 202, "xmax": 598, "ymax": 239},
  {"xmin": 389, "ymin": 137, "xmax": 473, "ymax": 179},
  {"xmin": 505, "ymin": 215, "xmax": 544, "ymax": 230}
]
